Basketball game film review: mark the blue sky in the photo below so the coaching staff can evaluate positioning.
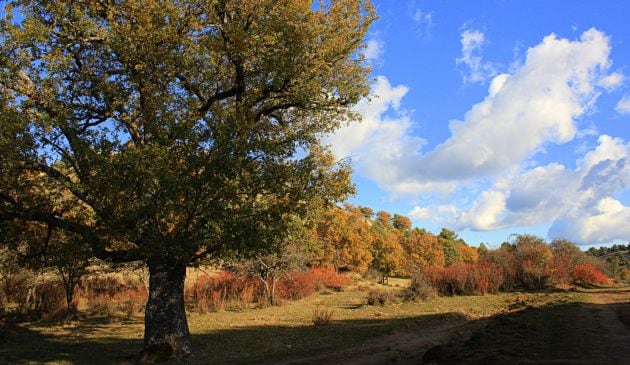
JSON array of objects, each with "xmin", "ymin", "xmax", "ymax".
[{"xmin": 324, "ymin": 0, "xmax": 630, "ymax": 247}]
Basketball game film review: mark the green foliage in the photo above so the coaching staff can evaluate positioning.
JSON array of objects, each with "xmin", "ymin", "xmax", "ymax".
[{"xmin": 437, "ymin": 228, "xmax": 466, "ymax": 266}]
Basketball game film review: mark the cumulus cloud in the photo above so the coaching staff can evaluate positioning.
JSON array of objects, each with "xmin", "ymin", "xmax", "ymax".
[
  {"xmin": 408, "ymin": 206, "xmax": 431, "ymax": 220},
  {"xmin": 451, "ymin": 135, "xmax": 630, "ymax": 243},
  {"xmin": 323, "ymin": 76, "xmax": 413, "ymax": 159},
  {"xmin": 548, "ymin": 198, "xmax": 630, "ymax": 244},
  {"xmin": 408, "ymin": 204, "xmax": 458, "ymax": 223},
  {"xmin": 454, "ymin": 190, "xmax": 507, "ymax": 231},
  {"xmin": 335, "ymin": 28, "xmax": 616, "ymax": 195},
  {"xmin": 616, "ymin": 94, "xmax": 630, "ymax": 114},
  {"xmin": 424, "ymin": 29, "xmax": 612, "ymax": 180},
  {"xmin": 456, "ymin": 28, "xmax": 498, "ymax": 84}
]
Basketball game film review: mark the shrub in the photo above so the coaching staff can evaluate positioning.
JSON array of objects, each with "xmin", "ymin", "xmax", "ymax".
[
  {"xmin": 115, "ymin": 287, "xmax": 148, "ymax": 317},
  {"xmin": 424, "ymin": 262, "xmax": 503, "ymax": 296},
  {"xmin": 33, "ymin": 281, "xmax": 68, "ymax": 321},
  {"xmin": 402, "ymin": 273, "xmax": 437, "ymax": 302},
  {"xmin": 366, "ymin": 289, "xmax": 399, "ymax": 306},
  {"xmin": 80, "ymin": 274, "xmax": 148, "ymax": 317},
  {"xmin": 518, "ymin": 260, "xmax": 549, "ymax": 290},
  {"xmin": 310, "ymin": 265, "xmax": 351, "ymax": 291},
  {"xmin": 572, "ymin": 264, "xmax": 610, "ymax": 285},
  {"xmin": 185, "ymin": 271, "xmax": 267, "ymax": 312},
  {"xmin": 276, "ymin": 272, "xmax": 315, "ymax": 300},
  {"xmin": 474, "ymin": 262, "xmax": 504, "ymax": 294},
  {"xmin": 312, "ymin": 305, "xmax": 335, "ymax": 326},
  {"xmin": 2, "ymin": 269, "xmax": 37, "ymax": 314}
]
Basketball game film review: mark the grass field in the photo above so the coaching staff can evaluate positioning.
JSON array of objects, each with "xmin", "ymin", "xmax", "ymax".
[{"xmin": 0, "ymin": 276, "xmax": 599, "ymax": 365}]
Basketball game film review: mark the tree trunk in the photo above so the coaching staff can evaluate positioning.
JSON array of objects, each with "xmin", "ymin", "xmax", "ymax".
[{"xmin": 143, "ymin": 261, "xmax": 193, "ymax": 359}]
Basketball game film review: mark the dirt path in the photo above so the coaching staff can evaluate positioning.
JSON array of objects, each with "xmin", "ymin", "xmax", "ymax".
[
  {"xmin": 422, "ymin": 286, "xmax": 630, "ymax": 365},
  {"xmin": 277, "ymin": 286, "xmax": 630, "ymax": 365},
  {"xmin": 273, "ymin": 315, "xmax": 491, "ymax": 365}
]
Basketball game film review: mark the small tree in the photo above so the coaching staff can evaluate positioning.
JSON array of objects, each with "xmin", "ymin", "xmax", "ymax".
[
  {"xmin": 371, "ymin": 231, "xmax": 404, "ymax": 284},
  {"xmin": 44, "ymin": 232, "xmax": 92, "ymax": 313}
]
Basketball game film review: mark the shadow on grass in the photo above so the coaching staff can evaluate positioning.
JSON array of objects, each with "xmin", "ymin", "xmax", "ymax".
[
  {"xmin": 0, "ymin": 312, "xmax": 467, "ymax": 365},
  {"xmin": 0, "ymin": 318, "xmax": 142, "ymax": 365},
  {"xmin": 1, "ymin": 297, "xmax": 629, "ymax": 365}
]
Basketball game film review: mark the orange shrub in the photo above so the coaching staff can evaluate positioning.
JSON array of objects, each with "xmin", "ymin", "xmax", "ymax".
[{"xmin": 572, "ymin": 264, "xmax": 610, "ymax": 285}]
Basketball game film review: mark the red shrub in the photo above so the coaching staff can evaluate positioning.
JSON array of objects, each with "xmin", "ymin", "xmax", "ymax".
[
  {"xmin": 185, "ymin": 271, "xmax": 266, "ymax": 312},
  {"xmin": 114, "ymin": 286, "xmax": 148, "ymax": 317},
  {"xmin": 550, "ymin": 254, "xmax": 573, "ymax": 286},
  {"xmin": 572, "ymin": 264, "xmax": 609, "ymax": 285},
  {"xmin": 309, "ymin": 265, "xmax": 351, "ymax": 290},
  {"xmin": 80, "ymin": 276, "xmax": 148, "ymax": 317},
  {"xmin": 472, "ymin": 262, "xmax": 504, "ymax": 294},
  {"xmin": 277, "ymin": 272, "xmax": 315, "ymax": 300}
]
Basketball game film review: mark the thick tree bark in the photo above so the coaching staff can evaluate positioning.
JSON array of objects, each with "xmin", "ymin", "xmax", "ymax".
[{"xmin": 143, "ymin": 261, "xmax": 193, "ymax": 358}]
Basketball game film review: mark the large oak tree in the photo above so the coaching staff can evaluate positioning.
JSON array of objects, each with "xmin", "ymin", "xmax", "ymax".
[{"xmin": 0, "ymin": 0, "xmax": 374, "ymax": 357}]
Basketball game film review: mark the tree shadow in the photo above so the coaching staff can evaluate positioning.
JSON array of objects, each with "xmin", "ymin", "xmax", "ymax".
[{"xmin": 0, "ymin": 320, "xmax": 142, "ymax": 365}]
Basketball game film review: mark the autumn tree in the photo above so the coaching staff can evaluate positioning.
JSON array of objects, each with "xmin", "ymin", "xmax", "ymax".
[
  {"xmin": 315, "ymin": 207, "xmax": 373, "ymax": 272},
  {"xmin": 392, "ymin": 214, "xmax": 412, "ymax": 231},
  {"xmin": 370, "ymin": 230, "xmax": 404, "ymax": 284},
  {"xmin": 512, "ymin": 234, "xmax": 552, "ymax": 289},
  {"xmin": 549, "ymin": 238, "xmax": 586, "ymax": 285},
  {"xmin": 403, "ymin": 229, "xmax": 445, "ymax": 269},
  {"xmin": 458, "ymin": 244, "xmax": 479, "ymax": 264},
  {"xmin": 358, "ymin": 206, "xmax": 374, "ymax": 219},
  {"xmin": 375, "ymin": 211, "xmax": 392, "ymax": 229},
  {"xmin": 0, "ymin": 0, "xmax": 374, "ymax": 357}
]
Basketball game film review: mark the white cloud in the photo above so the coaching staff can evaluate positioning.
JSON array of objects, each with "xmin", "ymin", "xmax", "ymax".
[
  {"xmin": 454, "ymin": 190, "xmax": 507, "ymax": 231},
  {"xmin": 328, "ymin": 29, "xmax": 616, "ymax": 193},
  {"xmin": 364, "ymin": 38, "xmax": 384, "ymax": 63},
  {"xmin": 408, "ymin": 206, "xmax": 431, "ymax": 220},
  {"xmin": 324, "ymin": 76, "xmax": 412, "ymax": 159},
  {"xmin": 598, "ymin": 71, "xmax": 624, "ymax": 90},
  {"xmin": 453, "ymin": 135, "xmax": 630, "ymax": 243},
  {"xmin": 456, "ymin": 28, "xmax": 498, "ymax": 84},
  {"xmin": 616, "ymin": 94, "xmax": 630, "ymax": 114},
  {"xmin": 417, "ymin": 28, "xmax": 613, "ymax": 182},
  {"xmin": 548, "ymin": 198, "xmax": 630, "ymax": 244},
  {"xmin": 408, "ymin": 204, "xmax": 458, "ymax": 223},
  {"xmin": 410, "ymin": 7, "xmax": 434, "ymax": 39}
]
